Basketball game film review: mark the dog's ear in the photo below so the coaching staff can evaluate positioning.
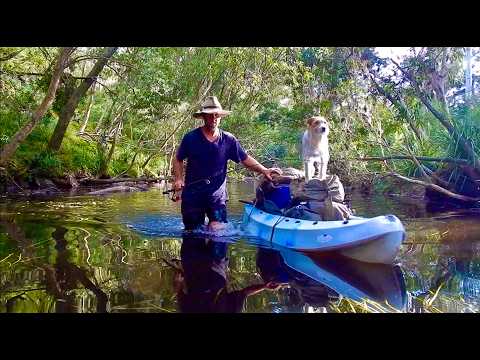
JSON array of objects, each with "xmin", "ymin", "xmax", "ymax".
[{"xmin": 306, "ymin": 117, "xmax": 315, "ymax": 127}]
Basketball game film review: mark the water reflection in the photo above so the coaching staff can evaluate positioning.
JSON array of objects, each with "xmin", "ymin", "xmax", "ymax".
[
  {"xmin": 0, "ymin": 218, "xmax": 108, "ymax": 312},
  {"xmin": 2, "ymin": 183, "xmax": 480, "ymax": 313},
  {"xmin": 168, "ymin": 232, "xmax": 408, "ymax": 313},
  {"xmin": 49, "ymin": 226, "xmax": 108, "ymax": 313},
  {"xmin": 257, "ymin": 247, "xmax": 407, "ymax": 311},
  {"xmin": 425, "ymin": 236, "xmax": 480, "ymax": 308},
  {"xmin": 174, "ymin": 234, "xmax": 286, "ymax": 313}
]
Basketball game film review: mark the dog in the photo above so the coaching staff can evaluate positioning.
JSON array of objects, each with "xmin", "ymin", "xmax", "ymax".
[{"xmin": 301, "ymin": 116, "xmax": 330, "ymax": 182}]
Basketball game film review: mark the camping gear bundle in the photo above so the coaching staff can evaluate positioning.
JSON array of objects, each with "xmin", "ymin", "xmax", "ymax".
[{"xmin": 255, "ymin": 171, "xmax": 353, "ymax": 221}]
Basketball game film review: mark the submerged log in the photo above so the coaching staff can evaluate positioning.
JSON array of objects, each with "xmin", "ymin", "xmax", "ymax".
[
  {"xmin": 387, "ymin": 172, "xmax": 480, "ymax": 203},
  {"xmin": 424, "ymin": 164, "xmax": 480, "ymax": 206},
  {"xmin": 87, "ymin": 186, "xmax": 146, "ymax": 195},
  {"xmin": 52, "ymin": 174, "xmax": 79, "ymax": 189}
]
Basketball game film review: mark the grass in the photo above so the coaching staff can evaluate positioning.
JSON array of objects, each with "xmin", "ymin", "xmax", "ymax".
[
  {"xmin": 1, "ymin": 111, "xmax": 168, "ymax": 181},
  {"xmin": 329, "ymin": 283, "xmax": 479, "ymax": 313}
]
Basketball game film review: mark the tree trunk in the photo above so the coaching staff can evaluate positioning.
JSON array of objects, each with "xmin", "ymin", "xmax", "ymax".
[
  {"xmin": 369, "ymin": 74, "xmax": 424, "ymax": 142},
  {"xmin": 48, "ymin": 47, "xmax": 118, "ymax": 152},
  {"xmin": 391, "ymin": 60, "xmax": 480, "ymax": 170},
  {"xmin": 94, "ymin": 99, "xmax": 116, "ymax": 134},
  {"xmin": 416, "ymin": 88, "xmax": 480, "ymax": 170},
  {"xmin": 0, "ymin": 47, "xmax": 74, "ymax": 166},
  {"xmin": 78, "ymin": 86, "xmax": 95, "ymax": 134},
  {"xmin": 98, "ymin": 121, "xmax": 121, "ymax": 178},
  {"xmin": 465, "ymin": 47, "xmax": 473, "ymax": 105},
  {"xmin": 166, "ymin": 137, "xmax": 176, "ymax": 178}
]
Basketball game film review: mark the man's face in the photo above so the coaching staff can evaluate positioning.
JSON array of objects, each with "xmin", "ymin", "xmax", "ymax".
[{"xmin": 202, "ymin": 113, "xmax": 222, "ymax": 129}]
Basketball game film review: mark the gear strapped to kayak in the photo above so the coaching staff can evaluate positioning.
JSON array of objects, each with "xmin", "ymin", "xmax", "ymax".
[{"xmin": 255, "ymin": 173, "xmax": 353, "ymax": 221}]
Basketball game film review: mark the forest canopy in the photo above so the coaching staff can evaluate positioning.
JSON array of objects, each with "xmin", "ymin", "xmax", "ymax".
[{"xmin": 1, "ymin": 47, "xmax": 479, "ymax": 201}]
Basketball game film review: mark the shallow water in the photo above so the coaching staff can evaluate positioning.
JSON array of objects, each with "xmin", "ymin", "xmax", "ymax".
[{"xmin": 1, "ymin": 180, "xmax": 480, "ymax": 313}]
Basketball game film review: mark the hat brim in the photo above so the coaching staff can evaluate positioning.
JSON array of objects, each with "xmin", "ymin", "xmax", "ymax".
[{"xmin": 193, "ymin": 108, "xmax": 232, "ymax": 118}]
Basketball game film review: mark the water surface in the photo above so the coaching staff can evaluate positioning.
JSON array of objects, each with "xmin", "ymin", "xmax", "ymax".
[{"xmin": 1, "ymin": 181, "xmax": 480, "ymax": 313}]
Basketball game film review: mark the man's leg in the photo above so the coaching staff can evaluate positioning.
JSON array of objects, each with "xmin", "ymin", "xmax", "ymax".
[
  {"xmin": 206, "ymin": 202, "xmax": 228, "ymax": 231},
  {"xmin": 181, "ymin": 198, "xmax": 207, "ymax": 231}
]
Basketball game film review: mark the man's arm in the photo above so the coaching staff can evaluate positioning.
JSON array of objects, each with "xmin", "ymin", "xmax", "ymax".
[
  {"xmin": 173, "ymin": 153, "xmax": 184, "ymax": 191},
  {"xmin": 241, "ymin": 155, "xmax": 281, "ymax": 181}
]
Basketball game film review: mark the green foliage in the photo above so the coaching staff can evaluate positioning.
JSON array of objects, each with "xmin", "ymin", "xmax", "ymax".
[{"xmin": 1, "ymin": 46, "xmax": 480, "ymax": 187}]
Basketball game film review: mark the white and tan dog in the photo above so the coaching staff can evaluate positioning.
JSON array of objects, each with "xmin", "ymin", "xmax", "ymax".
[{"xmin": 301, "ymin": 116, "xmax": 330, "ymax": 182}]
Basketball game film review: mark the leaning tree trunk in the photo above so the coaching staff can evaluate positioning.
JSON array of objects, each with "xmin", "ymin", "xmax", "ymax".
[
  {"xmin": 98, "ymin": 120, "xmax": 122, "ymax": 178},
  {"xmin": 391, "ymin": 59, "xmax": 480, "ymax": 171},
  {"xmin": 370, "ymin": 75, "xmax": 424, "ymax": 142},
  {"xmin": 78, "ymin": 85, "xmax": 95, "ymax": 134},
  {"xmin": 465, "ymin": 47, "xmax": 473, "ymax": 106},
  {"xmin": 0, "ymin": 47, "xmax": 74, "ymax": 166},
  {"xmin": 48, "ymin": 47, "xmax": 118, "ymax": 152}
]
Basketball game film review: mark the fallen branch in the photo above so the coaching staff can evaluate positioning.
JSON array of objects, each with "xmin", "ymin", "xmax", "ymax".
[
  {"xmin": 76, "ymin": 131, "xmax": 99, "ymax": 142},
  {"xmin": 356, "ymin": 156, "xmax": 469, "ymax": 165},
  {"xmin": 79, "ymin": 176, "xmax": 164, "ymax": 185},
  {"xmin": 0, "ymin": 49, "xmax": 25, "ymax": 62},
  {"xmin": 386, "ymin": 172, "xmax": 480, "ymax": 202},
  {"xmin": 87, "ymin": 186, "xmax": 144, "ymax": 195}
]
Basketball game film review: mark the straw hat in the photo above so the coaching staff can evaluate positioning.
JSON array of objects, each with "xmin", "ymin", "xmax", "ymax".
[{"xmin": 193, "ymin": 96, "xmax": 232, "ymax": 118}]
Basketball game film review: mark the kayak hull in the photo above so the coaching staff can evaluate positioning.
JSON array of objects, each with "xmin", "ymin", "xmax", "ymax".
[{"xmin": 242, "ymin": 204, "xmax": 405, "ymax": 264}]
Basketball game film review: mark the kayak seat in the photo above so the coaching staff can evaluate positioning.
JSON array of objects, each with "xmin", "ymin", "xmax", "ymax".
[
  {"xmin": 262, "ymin": 200, "xmax": 284, "ymax": 215},
  {"xmin": 284, "ymin": 204, "xmax": 323, "ymax": 221}
]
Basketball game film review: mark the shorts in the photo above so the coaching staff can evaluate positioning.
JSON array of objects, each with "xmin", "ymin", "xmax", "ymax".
[{"xmin": 181, "ymin": 196, "xmax": 228, "ymax": 231}]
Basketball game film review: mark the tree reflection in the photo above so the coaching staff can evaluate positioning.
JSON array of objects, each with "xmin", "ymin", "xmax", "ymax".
[
  {"xmin": 0, "ymin": 218, "xmax": 108, "ymax": 313},
  {"xmin": 50, "ymin": 226, "xmax": 108, "ymax": 313}
]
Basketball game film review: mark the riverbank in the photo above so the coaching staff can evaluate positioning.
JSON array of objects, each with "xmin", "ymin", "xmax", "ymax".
[
  {"xmin": 0, "ymin": 168, "xmax": 426, "ymax": 210},
  {"xmin": 0, "ymin": 170, "xmax": 168, "ymax": 197}
]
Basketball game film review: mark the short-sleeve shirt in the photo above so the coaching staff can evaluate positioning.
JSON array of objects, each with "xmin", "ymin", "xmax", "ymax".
[{"xmin": 176, "ymin": 127, "xmax": 248, "ymax": 203}]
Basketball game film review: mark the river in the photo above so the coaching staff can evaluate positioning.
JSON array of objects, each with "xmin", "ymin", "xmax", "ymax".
[{"xmin": 1, "ymin": 180, "xmax": 480, "ymax": 313}]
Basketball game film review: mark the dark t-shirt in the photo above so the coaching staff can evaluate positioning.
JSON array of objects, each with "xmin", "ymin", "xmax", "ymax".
[{"xmin": 176, "ymin": 127, "xmax": 248, "ymax": 202}]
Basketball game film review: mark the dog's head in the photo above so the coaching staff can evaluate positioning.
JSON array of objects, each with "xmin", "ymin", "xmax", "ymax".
[{"xmin": 306, "ymin": 116, "xmax": 329, "ymax": 136}]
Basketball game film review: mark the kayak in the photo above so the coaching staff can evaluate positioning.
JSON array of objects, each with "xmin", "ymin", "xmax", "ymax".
[{"xmin": 242, "ymin": 203, "xmax": 406, "ymax": 264}]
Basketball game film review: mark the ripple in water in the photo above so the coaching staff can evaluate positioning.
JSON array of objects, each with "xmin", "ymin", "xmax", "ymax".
[
  {"xmin": 122, "ymin": 214, "xmax": 246, "ymax": 239},
  {"xmin": 123, "ymin": 214, "xmax": 185, "ymax": 237}
]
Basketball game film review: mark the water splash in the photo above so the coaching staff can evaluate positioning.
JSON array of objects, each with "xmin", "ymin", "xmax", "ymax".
[
  {"xmin": 123, "ymin": 214, "xmax": 185, "ymax": 237},
  {"xmin": 192, "ymin": 221, "xmax": 243, "ymax": 238},
  {"xmin": 122, "ymin": 214, "xmax": 249, "ymax": 239}
]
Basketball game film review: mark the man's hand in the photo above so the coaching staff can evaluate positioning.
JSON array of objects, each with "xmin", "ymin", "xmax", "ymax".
[
  {"xmin": 264, "ymin": 281, "xmax": 288, "ymax": 291},
  {"xmin": 262, "ymin": 168, "xmax": 282, "ymax": 182},
  {"xmin": 271, "ymin": 174, "xmax": 295, "ymax": 185},
  {"xmin": 173, "ymin": 179, "xmax": 184, "ymax": 192}
]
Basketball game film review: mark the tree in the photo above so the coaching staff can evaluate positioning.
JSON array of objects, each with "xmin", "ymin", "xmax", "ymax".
[
  {"xmin": 47, "ymin": 47, "xmax": 118, "ymax": 152},
  {"xmin": 0, "ymin": 47, "xmax": 74, "ymax": 166},
  {"xmin": 361, "ymin": 47, "xmax": 480, "ymax": 201}
]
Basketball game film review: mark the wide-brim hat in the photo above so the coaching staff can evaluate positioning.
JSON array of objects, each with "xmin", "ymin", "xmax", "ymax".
[{"xmin": 193, "ymin": 96, "xmax": 232, "ymax": 118}]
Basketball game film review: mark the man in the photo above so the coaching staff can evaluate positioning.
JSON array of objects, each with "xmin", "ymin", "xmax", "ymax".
[{"xmin": 173, "ymin": 96, "xmax": 280, "ymax": 231}]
